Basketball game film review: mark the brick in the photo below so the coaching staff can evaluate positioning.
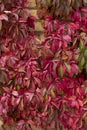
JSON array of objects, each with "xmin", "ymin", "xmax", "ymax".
[
  {"xmin": 29, "ymin": 0, "xmax": 36, "ymax": 7},
  {"xmin": 30, "ymin": 9, "xmax": 39, "ymax": 19},
  {"xmin": 35, "ymin": 21, "xmax": 44, "ymax": 31}
]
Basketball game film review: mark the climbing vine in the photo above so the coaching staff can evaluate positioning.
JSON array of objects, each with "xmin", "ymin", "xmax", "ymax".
[{"xmin": 0, "ymin": 0, "xmax": 87, "ymax": 130}]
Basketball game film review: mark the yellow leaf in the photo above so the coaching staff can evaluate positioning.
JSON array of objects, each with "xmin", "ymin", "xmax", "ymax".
[
  {"xmin": 18, "ymin": 67, "xmax": 25, "ymax": 72},
  {"xmin": 51, "ymin": 90, "xmax": 55, "ymax": 98}
]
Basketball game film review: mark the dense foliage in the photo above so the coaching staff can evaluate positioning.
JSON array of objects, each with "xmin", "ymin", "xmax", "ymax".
[
  {"xmin": 0, "ymin": 0, "xmax": 87, "ymax": 130},
  {"xmin": 36, "ymin": 0, "xmax": 87, "ymax": 20}
]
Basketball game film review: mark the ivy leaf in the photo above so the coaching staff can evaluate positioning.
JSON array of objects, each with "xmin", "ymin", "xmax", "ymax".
[
  {"xmin": 0, "ymin": 21, "xmax": 2, "ymax": 30},
  {"xmin": 85, "ymin": 63, "xmax": 87, "ymax": 72},
  {"xmin": 79, "ymin": 40, "xmax": 85, "ymax": 51},
  {"xmin": 59, "ymin": 65, "xmax": 63, "ymax": 77},
  {"xmin": 0, "ymin": 70, "xmax": 8, "ymax": 84},
  {"xmin": 64, "ymin": 62, "xmax": 71, "ymax": 73},
  {"xmin": 79, "ymin": 57, "xmax": 85, "ymax": 70},
  {"xmin": 0, "ymin": 14, "xmax": 8, "ymax": 21},
  {"xmin": 84, "ymin": 49, "xmax": 87, "ymax": 60}
]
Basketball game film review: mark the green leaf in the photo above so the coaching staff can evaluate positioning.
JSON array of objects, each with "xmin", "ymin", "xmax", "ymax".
[
  {"xmin": 62, "ymin": 55, "xmax": 67, "ymax": 60},
  {"xmin": 73, "ymin": 38, "xmax": 77, "ymax": 46},
  {"xmin": 59, "ymin": 65, "xmax": 63, "ymax": 77},
  {"xmin": 79, "ymin": 40, "xmax": 85, "ymax": 51},
  {"xmin": 84, "ymin": 49, "xmax": 87, "ymax": 60},
  {"xmin": 79, "ymin": 57, "xmax": 85, "ymax": 70},
  {"xmin": 75, "ymin": 54, "xmax": 79, "ymax": 61},
  {"xmin": 46, "ymin": 0, "xmax": 50, "ymax": 5},
  {"xmin": 85, "ymin": 63, "xmax": 87, "ymax": 73},
  {"xmin": 71, "ymin": 0, "xmax": 75, "ymax": 6}
]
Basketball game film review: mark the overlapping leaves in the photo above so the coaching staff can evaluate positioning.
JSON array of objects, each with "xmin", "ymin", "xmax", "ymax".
[{"xmin": 0, "ymin": 0, "xmax": 87, "ymax": 130}]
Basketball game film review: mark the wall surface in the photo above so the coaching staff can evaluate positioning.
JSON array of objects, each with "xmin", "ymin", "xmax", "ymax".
[{"xmin": 0, "ymin": 1, "xmax": 54, "ymax": 130}]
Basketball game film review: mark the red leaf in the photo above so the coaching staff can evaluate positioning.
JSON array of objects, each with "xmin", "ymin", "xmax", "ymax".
[
  {"xmin": 63, "ymin": 35, "xmax": 71, "ymax": 42},
  {"xmin": 0, "ymin": 14, "xmax": 8, "ymax": 21},
  {"xmin": 27, "ymin": 119, "xmax": 35, "ymax": 126},
  {"xmin": 12, "ymin": 91, "xmax": 18, "ymax": 97},
  {"xmin": 0, "ymin": 104, "xmax": 3, "ymax": 116},
  {"xmin": 25, "ymin": 92, "xmax": 34, "ymax": 101},
  {"xmin": 81, "ymin": 8, "xmax": 87, "ymax": 13}
]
